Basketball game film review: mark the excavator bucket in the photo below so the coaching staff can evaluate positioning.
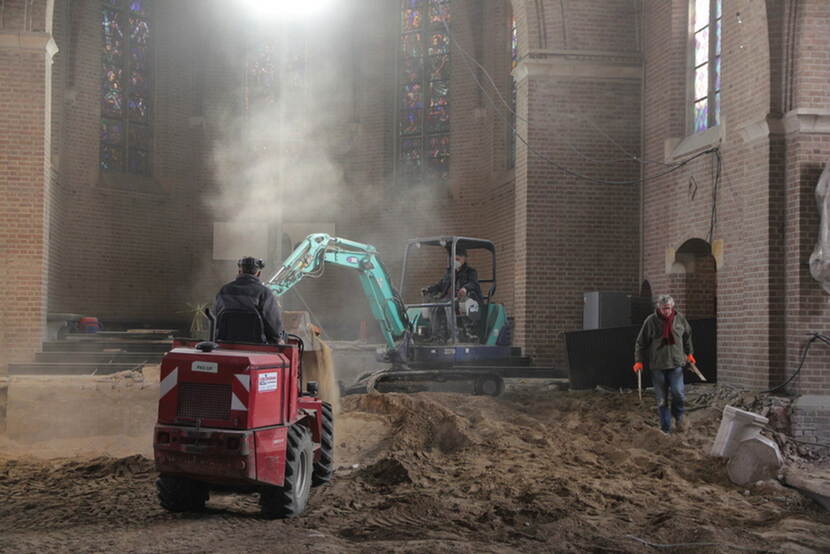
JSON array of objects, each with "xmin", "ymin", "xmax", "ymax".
[
  {"xmin": 282, "ymin": 311, "xmax": 322, "ymax": 352},
  {"xmin": 282, "ymin": 311, "xmax": 340, "ymax": 414}
]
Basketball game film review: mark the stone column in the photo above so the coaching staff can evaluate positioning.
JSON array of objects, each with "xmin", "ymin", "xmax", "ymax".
[
  {"xmin": 512, "ymin": 49, "xmax": 642, "ymax": 367},
  {"xmin": 0, "ymin": 0, "xmax": 57, "ymax": 368}
]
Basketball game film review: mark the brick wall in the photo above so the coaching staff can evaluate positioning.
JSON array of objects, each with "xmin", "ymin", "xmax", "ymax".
[
  {"xmin": 642, "ymin": 0, "xmax": 830, "ymax": 408},
  {"xmin": 782, "ymin": 1, "xmax": 830, "ymax": 397},
  {"xmin": 513, "ymin": 0, "xmax": 642, "ymax": 367},
  {"xmin": 0, "ymin": 0, "xmax": 54, "ymax": 366},
  {"xmin": 642, "ymin": 0, "xmax": 778, "ymax": 388},
  {"xmin": 47, "ymin": 0, "xmax": 209, "ymax": 323},
  {"xmin": 10, "ymin": 0, "xmax": 827, "ymax": 411},
  {"xmin": 791, "ymin": 401, "xmax": 830, "ymax": 445}
]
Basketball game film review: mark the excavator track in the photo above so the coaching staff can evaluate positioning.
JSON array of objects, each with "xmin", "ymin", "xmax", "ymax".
[{"xmin": 342, "ymin": 365, "xmax": 567, "ymax": 396}]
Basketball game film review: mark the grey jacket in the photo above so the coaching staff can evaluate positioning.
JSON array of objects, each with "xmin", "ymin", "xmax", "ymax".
[
  {"xmin": 634, "ymin": 311, "xmax": 693, "ymax": 370},
  {"xmin": 214, "ymin": 274, "xmax": 282, "ymax": 343}
]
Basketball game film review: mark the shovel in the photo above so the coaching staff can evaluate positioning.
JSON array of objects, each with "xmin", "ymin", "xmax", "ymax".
[
  {"xmin": 687, "ymin": 362, "xmax": 707, "ymax": 382},
  {"xmin": 637, "ymin": 368, "xmax": 642, "ymax": 403}
]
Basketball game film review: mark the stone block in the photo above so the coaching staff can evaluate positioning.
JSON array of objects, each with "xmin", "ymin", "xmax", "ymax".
[
  {"xmin": 783, "ymin": 467, "xmax": 830, "ymax": 511},
  {"xmin": 726, "ymin": 437, "xmax": 783, "ymax": 487}
]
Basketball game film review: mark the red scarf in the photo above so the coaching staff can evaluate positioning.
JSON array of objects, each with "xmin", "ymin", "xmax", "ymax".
[{"xmin": 657, "ymin": 308, "xmax": 676, "ymax": 344}]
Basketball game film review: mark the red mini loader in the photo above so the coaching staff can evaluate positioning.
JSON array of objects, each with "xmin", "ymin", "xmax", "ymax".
[{"xmin": 153, "ymin": 335, "xmax": 333, "ymax": 518}]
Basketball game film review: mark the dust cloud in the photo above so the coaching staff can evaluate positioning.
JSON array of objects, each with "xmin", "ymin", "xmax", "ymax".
[{"xmin": 197, "ymin": 7, "xmax": 454, "ymax": 341}]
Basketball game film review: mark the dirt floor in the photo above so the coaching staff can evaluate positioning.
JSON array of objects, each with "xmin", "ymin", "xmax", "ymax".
[{"xmin": 0, "ymin": 381, "xmax": 828, "ymax": 553}]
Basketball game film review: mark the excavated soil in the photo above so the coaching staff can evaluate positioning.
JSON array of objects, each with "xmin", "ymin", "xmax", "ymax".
[{"xmin": 1, "ymin": 385, "xmax": 829, "ymax": 553}]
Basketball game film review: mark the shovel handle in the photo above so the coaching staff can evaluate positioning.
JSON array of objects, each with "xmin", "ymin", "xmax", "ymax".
[
  {"xmin": 688, "ymin": 362, "xmax": 707, "ymax": 382},
  {"xmin": 637, "ymin": 369, "xmax": 642, "ymax": 401}
]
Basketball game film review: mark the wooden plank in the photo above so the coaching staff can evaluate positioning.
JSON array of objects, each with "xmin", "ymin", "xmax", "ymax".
[
  {"xmin": 64, "ymin": 331, "xmax": 174, "ymax": 341},
  {"xmin": 8, "ymin": 363, "xmax": 145, "ymax": 376},
  {"xmin": 42, "ymin": 340, "xmax": 172, "ymax": 353},
  {"xmin": 34, "ymin": 351, "xmax": 164, "ymax": 364}
]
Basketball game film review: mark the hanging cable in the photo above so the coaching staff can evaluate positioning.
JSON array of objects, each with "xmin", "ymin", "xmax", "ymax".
[
  {"xmin": 708, "ymin": 148, "xmax": 722, "ymax": 243},
  {"xmin": 442, "ymin": 20, "xmax": 717, "ymax": 185},
  {"xmin": 442, "ymin": 19, "xmax": 683, "ymax": 173},
  {"xmin": 762, "ymin": 333, "xmax": 830, "ymax": 394}
]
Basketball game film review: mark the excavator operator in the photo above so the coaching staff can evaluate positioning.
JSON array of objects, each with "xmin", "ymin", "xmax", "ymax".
[
  {"xmin": 214, "ymin": 256, "xmax": 283, "ymax": 343},
  {"xmin": 421, "ymin": 246, "xmax": 482, "ymax": 340}
]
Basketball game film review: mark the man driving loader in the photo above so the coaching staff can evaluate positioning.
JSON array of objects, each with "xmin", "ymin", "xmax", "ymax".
[
  {"xmin": 214, "ymin": 256, "xmax": 282, "ymax": 343},
  {"xmin": 421, "ymin": 246, "xmax": 482, "ymax": 341}
]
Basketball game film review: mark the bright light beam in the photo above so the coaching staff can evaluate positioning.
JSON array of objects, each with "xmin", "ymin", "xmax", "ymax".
[{"xmin": 238, "ymin": 0, "xmax": 334, "ymax": 20}]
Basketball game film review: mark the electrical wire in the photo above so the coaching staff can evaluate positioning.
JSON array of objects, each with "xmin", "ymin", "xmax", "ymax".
[
  {"xmin": 762, "ymin": 333, "xmax": 830, "ymax": 394},
  {"xmin": 624, "ymin": 534, "xmax": 771, "ymax": 552},
  {"xmin": 442, "ymin": 19, "xmax": 683, "ymax": 173},
  {"xmin": 707, "ymin": 148, "xmax": 722, "ymax": 243},
  {"xmin": 445, "ymin": 15, "xmax": 717, "ymax": 185}
]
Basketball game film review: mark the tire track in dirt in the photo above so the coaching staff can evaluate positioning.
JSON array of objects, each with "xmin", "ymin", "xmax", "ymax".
[{"xmin": 1, "ymin": 388, "xmax": 829, "ymax": 553}]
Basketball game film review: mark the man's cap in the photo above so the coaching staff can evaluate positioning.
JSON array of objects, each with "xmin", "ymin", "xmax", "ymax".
[{"xmin": 238, "ymin": 256, "xmax": 265, "ymax": 272}]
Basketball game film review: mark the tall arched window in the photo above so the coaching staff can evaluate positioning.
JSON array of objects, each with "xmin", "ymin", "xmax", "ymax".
[
  {"xmin": 398, "ymin": 0, "xmax": 451, "ymax": 185},
  {"xmin": 689, "ymin": 0, "xmax": 721, "ymax": 133},
  {"xmin": 245, "ymin": 40, "xmax": 279, "ymax": 111},
  {"xmin": 507, "ymin": 14, "xmax": 517, "ymax": 168},
  {"xmin": 100, "ymin": 0, "xmax": 153, "ymax": 175}
]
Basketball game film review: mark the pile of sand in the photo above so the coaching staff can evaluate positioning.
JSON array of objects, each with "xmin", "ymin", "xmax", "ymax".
[{"xmin": 1, "ymin": 384, "xmax": 828, "ymax": 552}]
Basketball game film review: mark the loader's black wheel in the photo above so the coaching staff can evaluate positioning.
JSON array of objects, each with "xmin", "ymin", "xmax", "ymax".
[
  {"xmin": 312, "ymin": 401, "xmax": 334, "ymax": 487},
  {"xmin": 260, "ymin": 424, "xmax": 313, "ymax": 518},
  {"xmin": 474, "ymin": 375, "xmax": 504, "ymax": 397},
  {"xmin": 156, "ymin": 475, "xmax": 209, "ymax": 513}
]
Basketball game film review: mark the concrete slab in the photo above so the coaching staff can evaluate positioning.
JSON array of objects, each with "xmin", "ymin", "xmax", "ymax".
[
  {"xmin": 793, "ymin": 395, "xmax": 830, "ymax": 410},
  {"xmin": 783, "ymin": 467, "xmax": 830, "ymax": 510}
]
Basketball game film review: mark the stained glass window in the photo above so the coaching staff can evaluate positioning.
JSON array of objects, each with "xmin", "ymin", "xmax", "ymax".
[
  {"xmin": 690, "ymin": 0, "xmax": 721, "ymax": 133},
  {"xmin": 508, "ymin": 14, "xmax": 517, "ymax": 169},
  {"xmin": 398, "ymin": 0, "xmax": 450, "ymax": 185},
  {"xmin": 245, "ymin": 40, "xmax": 279, "ymax": 110},
  {"xmin": 100, "ymin": 0, "xmax": 152, "ymax": 174}
]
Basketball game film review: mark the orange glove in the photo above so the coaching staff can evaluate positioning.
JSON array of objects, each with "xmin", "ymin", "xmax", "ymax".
[
  {"xmin": 687, "ymin": 354, "xmax": 696, "ymax": 364},
  {"xmin": 632, "ymin": 362, "xmax": 643, "ymax": 373}
]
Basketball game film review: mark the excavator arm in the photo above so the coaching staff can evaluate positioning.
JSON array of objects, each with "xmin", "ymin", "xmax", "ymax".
[{"xmin": 266, "ymin": 233, "xmax": 410, "ymax": 350}]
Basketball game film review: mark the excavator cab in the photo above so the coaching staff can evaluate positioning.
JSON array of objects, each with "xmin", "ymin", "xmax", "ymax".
[{"xmin": 401, "ymin": 236, "xmax": 509, "ymax": 346}]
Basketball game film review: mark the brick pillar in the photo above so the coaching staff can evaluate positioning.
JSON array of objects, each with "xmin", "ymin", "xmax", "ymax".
[
  {"xmin": 512, "ymin": 51, "xmax": 642, "ymax": 367},
  {"xmin": 0, "ymin": 0, "xmax": 57, "ymax": 369}
]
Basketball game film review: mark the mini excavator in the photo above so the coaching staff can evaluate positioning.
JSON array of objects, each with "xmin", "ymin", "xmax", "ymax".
[{"xmin": 268, "ymin": 234, "xmax": 564, "ymax": 396}]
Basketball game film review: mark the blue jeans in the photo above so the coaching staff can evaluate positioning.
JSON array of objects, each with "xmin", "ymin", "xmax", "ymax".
[{"xmin": 651, "ymin": 367, "xmax": 685, "ymax": 432}]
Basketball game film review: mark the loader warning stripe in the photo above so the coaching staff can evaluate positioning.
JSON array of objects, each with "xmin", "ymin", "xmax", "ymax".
[
  {"xmin": 231, "ymin": 393, "xmax": 247, "ymax": 411},
  {"xmin": 232, "ymin": 374, "xmax": 249, "ymax": 412},
  {"xmin": 235, "ymin": 374, "xmax": 250, "ymax": 391},
  {"xmin": 159, "ymin": 367, "xmax": 178, "ymax": 398}
]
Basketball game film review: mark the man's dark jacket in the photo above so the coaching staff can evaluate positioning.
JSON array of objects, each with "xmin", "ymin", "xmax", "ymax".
[
  {"xmin": 634, "ymin": 311, "xmax": 693, "ymax": 370},
  {"xmin": 214, "ymin": 274, "xmax": 282, "ymax": 343},
  {"xmin": 426, "ymin": 264, "xmax": 482, "ymax": 302}
]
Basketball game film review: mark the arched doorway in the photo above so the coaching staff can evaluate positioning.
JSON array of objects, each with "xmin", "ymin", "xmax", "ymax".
[{"xmin": 669, "ymin": 238, "xmax": 717, "ymax": 319}]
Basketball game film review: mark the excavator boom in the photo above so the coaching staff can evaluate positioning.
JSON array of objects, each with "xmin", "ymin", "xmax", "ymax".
[{"xmin": 266, "ymin": 234, "xmax": 409, "ymax": 350}]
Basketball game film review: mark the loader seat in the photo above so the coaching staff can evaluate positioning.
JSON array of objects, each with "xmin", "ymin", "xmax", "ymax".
[
  {"xmin": 215, "ymin": 309, "xmax": 266, "ymax": 343},
  {"xmin": 482, "ymin": 303, "xmax": 508, "ymax": 346},
  {"xmin": 472, "ymin": 285, "xmax": 495, "ymax": 344}
]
